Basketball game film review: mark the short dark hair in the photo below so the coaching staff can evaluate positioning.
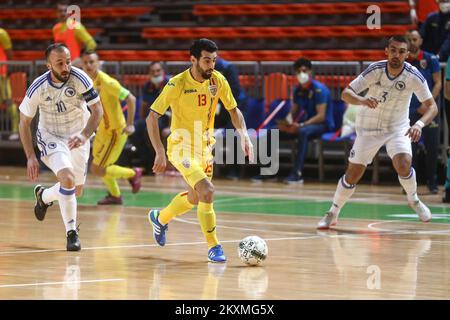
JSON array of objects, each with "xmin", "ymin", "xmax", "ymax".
[
  {"xmin": 150, "ymin": 61, "xmax": 163, "ymax": 68},
  {"xmin": 80, "ymin": 48, "xmax": 97, "ymax": 57},
  {"xmin": 189, "ymin": 38, "xmax": 218, "ymax": 59},
  {"xmin": 387, "ymin": 35, "xmax": 408, "ymax": 47},
  {"xmin": 293, "ymin": 58, "xmax": 312, "ymax": 71},
  {"xmin": 45, "ymin": 43, "xmax": 69, "ymax": 60},
  {"xmin": 57, "ymin": 1, "xmax": 70, "ymax": 7}
]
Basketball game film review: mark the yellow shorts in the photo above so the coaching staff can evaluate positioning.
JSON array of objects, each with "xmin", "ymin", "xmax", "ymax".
[
  {"xmin": 168, "ymin": 144, "xmax": 213, "ymax": 189},
  {"xmin": 92, "ymin": 128, "xmax": 128, "ymax": 168},
  {"xmin": 0, "ymin": 76, "xmax": 12, "ymax": 103}
]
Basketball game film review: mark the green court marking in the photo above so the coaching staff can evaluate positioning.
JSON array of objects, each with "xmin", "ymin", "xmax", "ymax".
[{"xmin": 1, "ymin": 183, "xmax": 450, "ymax": 224}]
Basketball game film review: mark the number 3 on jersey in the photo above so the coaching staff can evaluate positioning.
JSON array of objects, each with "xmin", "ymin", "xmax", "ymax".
[
  {"xmin": 380, "ymin": 91, "xmax": 388, "ymax": 103},
  {"xmin": 198, "ymin": 94, "xmax": 207, "ymax": 107}
]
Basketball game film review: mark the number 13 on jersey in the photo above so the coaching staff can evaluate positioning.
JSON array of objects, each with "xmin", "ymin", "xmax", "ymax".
[{"xmin": 198, "ymin": 94, "xmax": 207, "ymax": 107}]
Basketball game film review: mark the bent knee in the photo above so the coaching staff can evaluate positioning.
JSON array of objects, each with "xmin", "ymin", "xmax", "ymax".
[
  {"xmin": 187, "ymin": 191, "xmax": 199, "ymax": 205},
  {"xmin": 90, "ymin": 164, "xmax": 104, "ymax": 176},
  {"xmin": 59, "ymin": 172, "xmax": 75, "ymax": 188},
  {"xmin": 198, "ymin": 184, "xmax": 214, "ymax": 202}
]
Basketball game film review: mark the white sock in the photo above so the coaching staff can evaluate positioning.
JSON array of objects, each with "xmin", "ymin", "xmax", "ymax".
[
  {"xmin": 58, "ymin": 186, "xmax": 77, "ymax": 233},
  {"xmin": 42, "ymin": 182, "xmax": 60, "ymax": 204},
  {"xmin": 329, "ymin": 175, "xmax": 356, "ymax": 215},
  {"xmin": 398, "ymin": 168, "xmax": 419, "ymax": 202}
]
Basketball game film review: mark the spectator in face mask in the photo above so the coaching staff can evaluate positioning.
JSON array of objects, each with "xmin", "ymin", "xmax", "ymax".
[
  {"xmin": 129, "ymin": 62, "xmax": 171, "ymax": 174},
  {"xmin": 420, "ymin": 0, "xmax": 450, "ymax": 61},
  {"xmin": 277, "ymin": 58, "xmax": 332, "ymax": 184}
]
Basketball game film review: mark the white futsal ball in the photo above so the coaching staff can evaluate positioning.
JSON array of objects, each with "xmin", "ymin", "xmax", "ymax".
[{"xmin": 238, "ymin": 235, "xmax": 268, "ymax": 266}]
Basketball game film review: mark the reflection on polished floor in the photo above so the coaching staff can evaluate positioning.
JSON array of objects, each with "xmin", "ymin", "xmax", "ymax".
[{"xmin": 0, "ymin": 167, "xmax": 449, "ymax": 299}]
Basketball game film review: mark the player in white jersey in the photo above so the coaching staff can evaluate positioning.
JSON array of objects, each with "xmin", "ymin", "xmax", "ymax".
[
  {"xmin": 18, "ymin": 43, "xmax": 103, "ymax": 250},
  {"xmin": 317, "ymin": 35, "xmax": 438, "ymax": 229}
]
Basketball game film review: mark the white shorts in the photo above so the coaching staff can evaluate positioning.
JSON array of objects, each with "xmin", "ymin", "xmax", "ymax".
[
  {"xmin": 348, "ymin": 130, "xmax": 412, "ymax": 166},
  {"xmin": 36, "ymin": 129, "xmax": 90, "ymax": 186}
]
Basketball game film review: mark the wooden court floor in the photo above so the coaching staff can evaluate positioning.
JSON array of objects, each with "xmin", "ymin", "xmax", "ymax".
[{"xmin": 0, "ymin": 166, "xmax": 449, "ymax": 300}]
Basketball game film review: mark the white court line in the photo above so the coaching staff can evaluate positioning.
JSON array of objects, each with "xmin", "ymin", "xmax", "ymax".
[
  {"xmin": 0, "ymin": 278, "xmax": 124, "ymax": 289},
  {"xmin": 1, "ymin": 212, "xmax": 450, "ymax": 257},
  {"xmin": 174, "ymin": 217, "xmax": 308, "ymax": 236},
  {"xmin": 4, "ymin": 179, "xmax": 450, "ymax": 208},
  {"xmin": 368, "ymin": 220, "xmax": 450, "ymax": 235},
  {"xmin": 0, "ymin": 236, "xmax": 319, "ymax": 256}
]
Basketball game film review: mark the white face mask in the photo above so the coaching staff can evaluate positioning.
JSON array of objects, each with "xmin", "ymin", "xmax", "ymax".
[
  {"xmin": 151, "ymin": 74, "xmax": 164, "ymax": 85},
  {"xmin": 440, "ymin": 3, "xmax": 450, "ymax": 13},
  {"xmin": 297, "ymin": 72, "xmax": 310, "ymax": 85}
]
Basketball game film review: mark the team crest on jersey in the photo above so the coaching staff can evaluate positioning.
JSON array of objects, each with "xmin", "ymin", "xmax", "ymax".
[
  {"xmin": 420, "ymin": 59, "xmax": 428, "ymax": 69},
  {"xmin": 48, "ymin": 142, "xmax": 57, "ymax": 149},
  {"xmin": 395, "ymin": 81, "xmax": 406, "ymax": 91},
  {"xmin": 208, "ymin": 84, "xmax": 217, "ymax": 96},
  {"xmin": 64, "ymin": 87, "xmax": 76, "ymax": 97},
  {"xmin": 182, "ymin": 159, "xmax": 191, "ymax": 169}
]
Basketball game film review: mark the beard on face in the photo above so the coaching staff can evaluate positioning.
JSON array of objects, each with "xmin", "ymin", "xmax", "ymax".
[
  {"xmin": 388, "ymin": 58, "xmax": 402, "ymax": 69},
  {"xmin": 52, "ymin": 68, "xmax": 70, "ymax": 82},
  {"xmin": 409, "ymin": 45, "xmax": 419, "ymax": 54},
  {"xmin": 196, "ymin": 63, "xmax": 213, "ymax": 79}
]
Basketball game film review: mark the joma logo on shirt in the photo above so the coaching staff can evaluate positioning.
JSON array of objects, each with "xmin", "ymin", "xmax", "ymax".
[{"xmin": 184, "ymin": 89, "xmax": 197, "ymax": 94}]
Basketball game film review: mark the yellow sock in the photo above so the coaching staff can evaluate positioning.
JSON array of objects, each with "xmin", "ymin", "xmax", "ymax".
[
  {"xmin": 197, "ymin": 202, "xmax": 219, "ymax": 249},
  {"xmin": 106, "ymin": 165, "xmax": 136, "ymax": 179},
  {"xmin": 102, "ymin": 174, "xmax": 120, "ymax": 197},
  {"xmin": 159, "ymin": 191, "xmax": 194, "ymax": 225}
]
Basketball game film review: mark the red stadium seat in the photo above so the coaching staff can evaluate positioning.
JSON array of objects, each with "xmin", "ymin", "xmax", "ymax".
[
  {"xmin": 13, "ymin": 50, "xmax": 387, "ymax": 62},
  {"xmin": 122, "ymin": 74, "xmax": 150, "ymax": 87},
  {"xmin": 264, "ymin": 73, "xmax": 290, "ymax": 113},
  {"xmin": 141, "ymin": 25, "xmax": 414, "ymax": 39},
  {"xmin": 9, "ymin": 72, "xmax": 27, "ymax": 106},
  {"xmin": 8, "ymin": 28, "xmax": 103, "ymax": 41},
  {"xmin": 193, "ymin": 2, "xmax": 409, "ymax": 16},
  {"xmin": 0, "ymin": 7, "xmax": 152, "ymax": 20}
]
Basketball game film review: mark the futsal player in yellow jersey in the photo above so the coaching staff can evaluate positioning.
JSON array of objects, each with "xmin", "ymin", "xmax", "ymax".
[
  {"xmin": 147, "ymin": 39, "xmax": 254, "ymax": 262},
  {"xmin": 81, "ymin": 51, "xmax": 142, "ymax": 205},
  {"xmin": 0, "ymin": 28, "xmax": 19, "ymax": 141}
]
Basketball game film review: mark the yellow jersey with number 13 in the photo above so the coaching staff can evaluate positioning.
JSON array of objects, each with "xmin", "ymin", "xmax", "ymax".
[{"xmin": 151, "ymin": 69, "xmax": 237, "ymax": 152}]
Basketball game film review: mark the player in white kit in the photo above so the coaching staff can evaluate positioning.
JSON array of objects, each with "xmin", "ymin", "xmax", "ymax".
[
  {"xmin": 18, "ymin": 44, "xmax": 103, "ymax": 250},
  {"xmin": 317, "ymin": 35, "xmax": 438, "ymax": 229}
]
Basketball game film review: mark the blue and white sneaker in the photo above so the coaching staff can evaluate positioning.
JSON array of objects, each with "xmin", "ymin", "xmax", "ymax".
[
  {"xmin": 148, "ymin": 209, "xmax": 168, "ymax": 246},
  {"xmin": 208, "ymin": 244, "xmax": 227, "ymax": 263}
]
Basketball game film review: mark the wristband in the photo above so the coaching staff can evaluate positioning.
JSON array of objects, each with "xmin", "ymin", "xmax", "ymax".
[{"xmin": 415, "ymin": 120, "xmax": 425, "ymax": 129}]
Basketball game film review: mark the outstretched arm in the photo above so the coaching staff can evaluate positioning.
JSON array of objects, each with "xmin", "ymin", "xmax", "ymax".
[
  {"xmin": 123, "ymin": 93, "xmax": 137, "ymax": 135},
  {"xmin": 228, "ymin": 107, "xmax": 254, "ymax": 162},
  {"xmin": 146, "ymin": 111, "xmax": 167, "ymax": 173},
  {"xmin": 406, "ymin": 97, "xmax": 438, "ymax": 142},
  {"xmin": 341, "ymin": 87, "xmax": 379, "ymax": 108},
  {"xmin": 68, "ymin": 100, "xmax": 103, "ymax": 149},
  {"xmin": 19, "ymin": 112, "xmax": 39, "ymax": 181}
]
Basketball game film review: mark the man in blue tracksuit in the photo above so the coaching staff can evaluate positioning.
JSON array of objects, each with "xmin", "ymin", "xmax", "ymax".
[
  {"xmin": 420, "ymin": 0, "xmax": 450, "ymax": 61},
  {"xmin": 406, "ymin": 30, "xmax": 442, "ymax": 194},
  {"xmin": 278, "ymin": 58, "xmax": 333, "ymax": 183}
]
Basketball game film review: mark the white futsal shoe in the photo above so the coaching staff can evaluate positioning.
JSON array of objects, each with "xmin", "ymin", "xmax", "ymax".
[
  {"xmin": 317, "ymin": 211, "xmax": 338, "ymax": 229},
  {"xmin": 408, "ymin": 199, "xmax": 432, "ymax": 222}
]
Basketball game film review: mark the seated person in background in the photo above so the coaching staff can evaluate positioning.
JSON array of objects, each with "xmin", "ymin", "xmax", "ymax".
[
  {"xmin": 129, "ymin": 62, "xmax": 171, "ymax": 174},
  {"xmin": 406, "ymin": 29, "xmax": 441, "ymax": 194},
  {"xmin": 214, "ymin": 57, "xmax": 248, "ymax": 179},
  {"xmin": 278, "ymin": 58, "xmax": 331, "ymax": 184}
]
